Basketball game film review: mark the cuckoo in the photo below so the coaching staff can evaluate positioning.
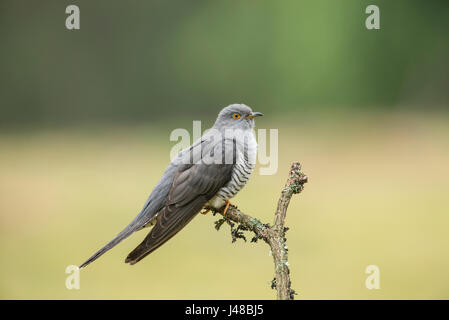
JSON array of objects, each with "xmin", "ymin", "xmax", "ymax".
[{"xmin": 80, "ymin": 104, "xmax": 263, "ymax": 267}]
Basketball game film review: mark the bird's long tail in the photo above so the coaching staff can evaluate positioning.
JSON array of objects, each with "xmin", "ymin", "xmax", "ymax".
[
  {"xmin": 125, "ymin": 200, "xmax": 203, "ymax": 265},
  {"xmin": 79, "ymin": 217, "xmax": 149, "ymax": 268},
  {"xmin": 79, "ymin": 229, "xmax": 133, "ymax": 268}
]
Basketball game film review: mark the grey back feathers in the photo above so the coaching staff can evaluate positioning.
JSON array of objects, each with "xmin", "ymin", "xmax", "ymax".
[{"xmin": 79, "ymin": 104, "xmax": 262, "ymax": 268}]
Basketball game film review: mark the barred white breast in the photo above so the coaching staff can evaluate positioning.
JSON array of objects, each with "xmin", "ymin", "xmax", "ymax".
[{"xmin": 208, "ymin": 130, "xmax": 257, "ymax": 209}]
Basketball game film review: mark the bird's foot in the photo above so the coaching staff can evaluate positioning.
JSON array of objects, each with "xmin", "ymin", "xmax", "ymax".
[{"xmin": 223, "ymin": 200, "xmax": 232, "ymax": 216}]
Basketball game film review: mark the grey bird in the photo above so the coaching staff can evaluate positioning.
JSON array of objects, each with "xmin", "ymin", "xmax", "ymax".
[{"xmin": 80, "ymin": 104, "xmax": 263, "ymax": 267}]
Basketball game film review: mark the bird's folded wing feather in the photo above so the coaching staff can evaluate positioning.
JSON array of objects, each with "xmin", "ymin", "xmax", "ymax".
[
  {"xmin": 125, "ymin": 155, "xmax": 235, "ymax": 264},
  {"xmin": 80, "ymin": 137, "xmax": 234, "ymax": 268}
]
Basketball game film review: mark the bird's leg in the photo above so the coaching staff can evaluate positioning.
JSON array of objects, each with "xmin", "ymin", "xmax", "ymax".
[{"xmin": 223, "ymin": 200, "xmax": 231, "ymax": 216}]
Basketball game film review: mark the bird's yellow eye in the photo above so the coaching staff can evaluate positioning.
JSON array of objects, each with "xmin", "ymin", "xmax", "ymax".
[{"xmin": 232, "ymin": 113, "xmax": 241, "ymax": 119}]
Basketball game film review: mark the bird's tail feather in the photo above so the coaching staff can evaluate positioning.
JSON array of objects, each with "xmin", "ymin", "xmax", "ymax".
[
  {"xmin": 79, "ymin": 222, "xmax": 140, "ymax": 268},
  {"xmin": 125, "ymin": 202, "xmax": 202, "ymax": 265},
  {"xmin": 124, "ymin": 230, "xmax": 176, "ymax": 265}
]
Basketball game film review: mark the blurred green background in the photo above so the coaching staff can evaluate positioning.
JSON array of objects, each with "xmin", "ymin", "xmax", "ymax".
[{"xmin": 1, "ymin": 0, "xmax": 448, "ymax": 299}]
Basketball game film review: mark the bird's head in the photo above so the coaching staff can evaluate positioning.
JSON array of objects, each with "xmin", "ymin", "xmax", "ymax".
[{"xmin": 213, "ymin": 104, "xmax": 263, "ymax": 131}]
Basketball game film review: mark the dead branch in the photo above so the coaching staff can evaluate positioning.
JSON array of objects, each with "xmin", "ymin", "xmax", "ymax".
[{"xmin": 207, "ymin": 162, "xmax": 308, "ymax": 300}]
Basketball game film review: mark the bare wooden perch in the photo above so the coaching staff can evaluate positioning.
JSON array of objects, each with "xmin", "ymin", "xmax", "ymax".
[{"xmin": 206, "ymin": 162, "xmax": 308, "ymax": 300}]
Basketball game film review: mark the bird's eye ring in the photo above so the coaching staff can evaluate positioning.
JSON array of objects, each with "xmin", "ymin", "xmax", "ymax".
[{"xmin": 232, "ymin": 113, "xmax": 241, "ymax": 119}]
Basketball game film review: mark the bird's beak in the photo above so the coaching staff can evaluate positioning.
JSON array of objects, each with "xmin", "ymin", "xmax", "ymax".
[{"xmin": 246, "ymin": 112, "xmax": 264, "ymax": 119}]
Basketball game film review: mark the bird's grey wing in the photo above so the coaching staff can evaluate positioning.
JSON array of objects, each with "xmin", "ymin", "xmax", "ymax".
[
  {"xmin": 134, "ymin": 136, "xmax": 205, "ymax": 225},
  {"xmin": 125, "ymin": 144, "xmax": 235, "ymax": 265},
  {"xmin": 79, "ymin": 137, "xmax": 225, "ymax": 268}
]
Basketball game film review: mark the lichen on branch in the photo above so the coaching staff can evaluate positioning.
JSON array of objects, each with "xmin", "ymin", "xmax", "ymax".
[{"xmin": 206, "ymin": 162, "xmax": 308, "ymax": 300}]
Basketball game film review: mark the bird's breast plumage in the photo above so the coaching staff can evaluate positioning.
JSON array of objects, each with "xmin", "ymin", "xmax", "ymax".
[{"xmin": 209, "ymin": 130, "xmax": 257, "ymax": 209}]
